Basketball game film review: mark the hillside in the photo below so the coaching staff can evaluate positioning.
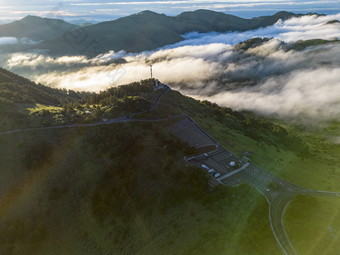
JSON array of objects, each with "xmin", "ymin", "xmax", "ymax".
[
  {"xmin": 174, "ymin": 10, "xmax": 296, "ymax": 33},
  {"xmin": 234, "ymin": 37, "xmax": 340, "ymax": 52},
  {"xmin": 1, "ymin": 69, "xmax": 340, "ymax": 254},
  {"xmin": 0, "ymin": 15, "xmax": 78, "ymax": 42},
  {"xmin": 33, "ymin": 10, "xmax": 298, "ymax": 56},
  {"xmin": 0, "ymin": 70, "xmax": 285, "ymax": 255},
  {"xmin": 0, "ymin": 67, "xmax": 86, "ymax": 106},
  {"xmin": 0, "ymin": 68, "xmax": 90, "ymax": 131}
]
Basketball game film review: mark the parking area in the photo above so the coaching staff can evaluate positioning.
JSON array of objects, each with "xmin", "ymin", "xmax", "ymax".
[
  {"xmin": 188, "ymin": 146, "xmax": 245, "ymax": 177},
  {"xmin": 170, "ymin": 118, "xmax": 247, "ymax": 179},
  {"xmin": 169, "ymin": 118, "xmax": 217, "ymax": 148}
]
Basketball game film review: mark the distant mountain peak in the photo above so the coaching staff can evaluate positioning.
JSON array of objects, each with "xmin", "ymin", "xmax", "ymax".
[
  {"xmin": 21, "ymin": 15, "xmax": 43, "ymax": 21},
  {"xmin": 177, "ymin": 9, "xmax": 226, "ymax": 16},
  {"xmin": 192, "ymin": 9, "xmax": 219, "ymax": 13},
  {"xmin": 135, "ymin": 10, "xmax": 160, "ymax": 16},
  {"xmin": 274, "ymin": 11, "xmax": 294, "ymax": 16},
  {"xmin": 0, "ymin": 14, "xmax": 77, "ymax": 43}
]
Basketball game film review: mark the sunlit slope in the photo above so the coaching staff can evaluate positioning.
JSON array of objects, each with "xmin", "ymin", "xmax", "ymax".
[
  {"xmin": 0, "ymin": 67, "xmax": 83, "ymax": 106},
  {"xmin": 285, "ymin": 195, "xmax": 340, "ymax": 255},
  {"xmin": 0, "ymin": 68, "xmax": 88, "ymax": 131}
]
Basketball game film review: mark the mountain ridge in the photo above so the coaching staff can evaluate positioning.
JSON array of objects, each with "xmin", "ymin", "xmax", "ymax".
[
  {"xmin": 28, "ymin": 10, "xmax": 300, "ymax": 56},
  {"xmin": 0, "ymin": 15, "xmax": 78, "ymax": 42}
]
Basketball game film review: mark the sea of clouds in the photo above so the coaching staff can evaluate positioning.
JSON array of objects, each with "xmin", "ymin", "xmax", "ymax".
[{"xmin": 3, "ymin": 13, "xmax": 340, "ymax": 123}]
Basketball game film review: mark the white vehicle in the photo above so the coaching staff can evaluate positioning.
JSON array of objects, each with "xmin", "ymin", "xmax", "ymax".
[
  {"xmin": 202, "ymin": 165, "xmax": 210, "ymax": 170},
  {"xmin": 229, "ymin": 161, "xmax": 236, "ymax": 167},
  {"xmin": 204, "ymin": 153, "xmax": 208, "ymax": 157},
  {"xmin": 208, "ymin": 169, "xmax": 215, "ymax": 173},
  {"xmin": 214, "ymin": 173, "xmax": 221, "ymax": 178}
]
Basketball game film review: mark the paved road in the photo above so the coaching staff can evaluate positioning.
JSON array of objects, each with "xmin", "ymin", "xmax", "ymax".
[
  {"xmin": 269, "ymin": 194, "xmax": 297, "ymax": 255},
  {"xmin": 150, "ymin": 85, "xmax": 170, "ymax": 111},
  {"xmin": 0, "ymin": 115, "xmax": 131, "ymax": 135},
  {"xmin": 217, "ymin": 163, "xmax": 249, "ymax": 181},
  {"xmin": 129, "ymin": 85, "xmax": 170, "ymax": 118}
]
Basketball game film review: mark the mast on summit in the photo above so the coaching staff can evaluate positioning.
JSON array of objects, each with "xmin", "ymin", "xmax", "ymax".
[{"xmin": 150, "ymin": 64, "xmax": 153, "ymax": 79}]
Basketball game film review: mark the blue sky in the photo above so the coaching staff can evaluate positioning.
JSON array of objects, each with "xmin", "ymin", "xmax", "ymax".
[{"xmin": 1, "ymin": 0, "xmax": 340, "ymax": 22}]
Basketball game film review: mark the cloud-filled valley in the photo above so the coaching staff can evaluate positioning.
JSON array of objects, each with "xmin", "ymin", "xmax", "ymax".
[
  {"xmin": 167, "ymin": 12, "xmax": 340, "ymax": 48},
  {"xmin": 3, "ymin": 13, "xmax": 340, "ymax": 124}
]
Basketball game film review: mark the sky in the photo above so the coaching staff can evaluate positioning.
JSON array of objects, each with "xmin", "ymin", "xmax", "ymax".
[{"xmin": 1, "ymin": 0, "xmax": 340, "ymax": 23}]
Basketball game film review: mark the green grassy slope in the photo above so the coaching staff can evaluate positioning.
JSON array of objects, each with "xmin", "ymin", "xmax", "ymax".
[
  {"xmin": 0, "ymin": 67, "xmax": 86, "ymax": 106},
  {"xmin": 284, "ymin": 195, "xmax": 340, "ymax": 255},
  {"xmin": 1, "ymin": 70, "xmax": 340, "ymax": 254},
  {"xmin": 0, "ymin": 68, "xmax": 93, "ymax": 131},
  {"xmin": 145, "ymin": 88, "xmax": 340, "ymax": 191}
]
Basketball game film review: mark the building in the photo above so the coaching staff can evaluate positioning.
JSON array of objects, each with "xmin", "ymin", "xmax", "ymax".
[{"xmin": 154, "ymin": 79, "xmax": 165, "ymax": 91}]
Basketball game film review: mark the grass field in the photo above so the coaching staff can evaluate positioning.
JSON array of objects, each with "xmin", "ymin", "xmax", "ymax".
[{"xmin": 284, "ymin": 195, "xmax": 340, "ymax": 255}]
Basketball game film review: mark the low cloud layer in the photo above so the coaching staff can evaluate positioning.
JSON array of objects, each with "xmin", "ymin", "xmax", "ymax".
[
  {"xmin": 0, "ymin": 37, "xmax": 41, "ymax": 47},
  {"xmin": 0, "ymin": 37, "xmax": 18, "ymax": 45},
  {"xmin": 3, "ymin": 13, "xmax": 340, "ymax": 124},
  {"xmin": 167, "ymin": 13, "xmax": 340, "ymax": 48},
  {"xmin": 197, "ymin": 67, "xmax": 340, "ymax": 121}
]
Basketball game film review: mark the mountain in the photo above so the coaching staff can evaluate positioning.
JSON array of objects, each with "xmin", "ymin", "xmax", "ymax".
[
  {"xmin": 33, "ymin": 10, "xmax": 298, "ymax": 56},
  {"xmin": 0, "ymin": 67, "xmax": 85, "ymax": 106},
  {"xmin": 1, "ymin": 68, "xmax": 340, "ymax": 254},
  {"xmin": 0, "ymin": 15, "xmax": 78, "ymax": 42},
  {"xmin": 0, "ymin": 67, "xmax": 89, "ymax": 131},
  {"xmin": 35, "ymin": 10, "xmax": 182, "ymax": 56},
  {"xmin": 174, "ymin": 10, "xmax": 296, "ymax": 33},
  {"xmin": 0, "ymin": 69, "xmax": 296, "ymax": 255},
  {"xmin": 233, "ymin": 37, "xmax": 340, "ymax": 52}
]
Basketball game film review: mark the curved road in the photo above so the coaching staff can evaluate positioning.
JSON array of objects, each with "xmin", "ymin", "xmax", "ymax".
[{"xmin": 269, "ymin": 194, "xmax": 297, "ymax": 255}]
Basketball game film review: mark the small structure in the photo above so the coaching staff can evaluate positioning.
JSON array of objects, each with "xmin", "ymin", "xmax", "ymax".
[
  {"xmin": 242, "ymin": 151, "xmax": 252, "ymax": 162},
  {"xmin": 153, "ymin": 79, "xmax": 165, "ymax": 91},
  {"xmin": 201, "ymin": 164, "xmax": 209, "ymax": 170},
  {"xmin": 214, "ymin": 173, "xmax": 221, "ymax": 178}
]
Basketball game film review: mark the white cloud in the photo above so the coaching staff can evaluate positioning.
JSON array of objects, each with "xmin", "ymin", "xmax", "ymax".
[
  {"xmin": 0, "ymin": 37, "xmax": 18, "ymax": 45},
  {"xmin": 195, "ymin": 67, "xmax": 340, "ymax": 121},
  {"xmin": 29, "ymin": 45, "xmax": 222, "ymax": 92},
  {"xmin": 164, "ymin": 12, "xmax": 340, "ymax": 49}
]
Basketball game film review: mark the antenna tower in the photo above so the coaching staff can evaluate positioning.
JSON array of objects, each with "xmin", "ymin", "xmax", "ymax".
[{"xmin": 150, "ymin": 64, "xmax": 153, "ymax": 79}]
